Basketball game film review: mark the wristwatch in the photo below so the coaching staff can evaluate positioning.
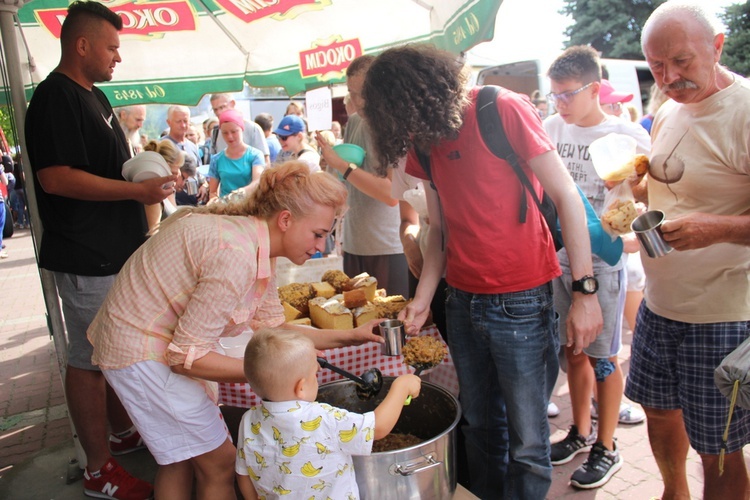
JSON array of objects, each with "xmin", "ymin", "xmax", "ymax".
[
  {"xmin": 343, "ymin": 163, "xmax": 358, "ymax": 181},
  {"xmin": 572, "ymin": 275, "xmax": 599, "ymax": 294}
]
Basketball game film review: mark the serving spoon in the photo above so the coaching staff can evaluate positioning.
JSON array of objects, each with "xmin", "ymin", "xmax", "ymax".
[{"xmin": 317, "ymin": 357, "xmax": 383, "ymax": 400}]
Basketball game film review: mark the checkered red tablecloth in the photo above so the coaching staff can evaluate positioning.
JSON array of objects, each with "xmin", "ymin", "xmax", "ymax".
[{"xmin": 218, "ymin": 326, "xmax": 459, "ymax": 408}]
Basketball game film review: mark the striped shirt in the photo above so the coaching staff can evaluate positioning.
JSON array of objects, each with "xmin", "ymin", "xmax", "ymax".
[{"xmin": 88, "ymin": 212, "xmax": 284, "ymax": 370}]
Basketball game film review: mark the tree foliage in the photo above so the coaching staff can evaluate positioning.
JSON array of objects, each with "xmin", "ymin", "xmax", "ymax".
[
  {"xmin": 561, "ymin": 0, "xmax": 667, "ymax": 59},
  {"xmin": 720, "ymin": 2, "xmax": 750, "ymax": 77},
  {"xmin": 0, "ymin": 107, "xmax": 18, "ymax": 151}
]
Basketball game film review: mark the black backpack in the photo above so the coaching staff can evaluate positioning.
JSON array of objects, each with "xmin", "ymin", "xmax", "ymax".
[{"xmin": 416, "ymin": 85, "xmax": 564, "ymax": 251}]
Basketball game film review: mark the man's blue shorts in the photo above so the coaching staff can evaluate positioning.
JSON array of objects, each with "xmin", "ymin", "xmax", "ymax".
[{"xmin": 625, "ymin": 303, "xmax": 750, "ymax": 455}]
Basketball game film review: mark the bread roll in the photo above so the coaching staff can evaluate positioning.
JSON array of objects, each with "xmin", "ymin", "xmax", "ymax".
[
  {"xmin": 633, "ymin": 154, "xmax": 650, "ymax": 176},
  {"xmin": 602, "ymin": 199, "xmax": 638, "ymax": 235}
]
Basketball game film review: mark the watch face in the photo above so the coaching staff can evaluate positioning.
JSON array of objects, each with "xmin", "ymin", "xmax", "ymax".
[
  {"xmin": 573, "ymin": 276, "xmax": 598, "ymax": 294},
  {"xmin": 583, "ymin": 278, "xmax": 597, "ymax": 293}
]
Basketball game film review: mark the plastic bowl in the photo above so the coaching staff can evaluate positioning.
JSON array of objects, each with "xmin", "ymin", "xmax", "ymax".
[
  {"xmin": 332, "ymin": 143, "xmax": 366, "ymax": 166},
  {"xmin": 122, "ymin": 151, "xmax": 171, "ymax": 182}
]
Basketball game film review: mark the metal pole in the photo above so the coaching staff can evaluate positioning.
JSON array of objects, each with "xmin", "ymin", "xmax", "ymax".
[{"xmin": 0, "ymin": 0, "xmax": 87, "ymax": 474}]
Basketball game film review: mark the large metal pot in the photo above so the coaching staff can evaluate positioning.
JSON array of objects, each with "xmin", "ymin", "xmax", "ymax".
[{"xmin": 317, "ymin": 377, "xmax": 461, "ymax": 499}]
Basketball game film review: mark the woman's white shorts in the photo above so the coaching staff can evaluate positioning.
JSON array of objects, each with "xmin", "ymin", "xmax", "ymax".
[{"xmin": 103, "ymin": 360, "xmax": 231, "ymax": 465}]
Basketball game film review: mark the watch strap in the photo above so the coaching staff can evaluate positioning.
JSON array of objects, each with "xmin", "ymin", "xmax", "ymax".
[
  {"xmin": 343, "ymin": 163, "xmax": 357, "ymax": 180},
  {"xmin": 572, "ymin": 274, "xmax": 598, "ymax": 294}
]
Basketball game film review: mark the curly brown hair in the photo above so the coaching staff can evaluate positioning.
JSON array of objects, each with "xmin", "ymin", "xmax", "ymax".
[{"xmin": 362, "ymin": 44, "xmax": 470, "ymax": 173}]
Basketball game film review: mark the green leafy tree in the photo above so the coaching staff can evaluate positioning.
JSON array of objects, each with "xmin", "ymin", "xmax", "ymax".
[
  {"xmin": 0, "ymin": 106, "xmax": 19, "ymax": 151},
  {"xmin": 720, "ymin": 2, "xmax": 750, "ymax": 77},
  {"xmin": 562, "ymin": 0, "xmax": 667, "ymax": 59}
]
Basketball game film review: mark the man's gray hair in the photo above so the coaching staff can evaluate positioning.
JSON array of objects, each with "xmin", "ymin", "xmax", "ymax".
[
  {"xmin": 166, "ymin": 105, "xmax": 190, "ymax": 119},
  {"xmin": 117, "ymin": 105, "xmax": 146, "ymax": 117},
  {"xmin": 210, "ymin": 93, "xmax": 232, "ymax": 103}
]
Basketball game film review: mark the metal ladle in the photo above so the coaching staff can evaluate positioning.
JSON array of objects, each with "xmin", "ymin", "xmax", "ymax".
[{"xmin": 317, "ymin": 357, "xmax": 383, "ymax": 400}]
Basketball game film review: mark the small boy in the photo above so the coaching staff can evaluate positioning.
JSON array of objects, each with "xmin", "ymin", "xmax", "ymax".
[
  {"xmin": 544, "ymin": 45, "xmax": 651, "ymax": 489},
  {"xmin": 236, "ymin": 328, "xmax": 421, "ymax": 499}
]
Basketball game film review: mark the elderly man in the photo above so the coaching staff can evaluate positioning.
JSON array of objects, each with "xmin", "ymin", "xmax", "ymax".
[
  {"xmin": 164, "ymin": 105, "xmax": 201, "ymax": 166},
  {"xmin": 624, "ymin": 3, "xmax": 750, "ymax": 499},
  {"xmin": 208, "ymin": 93, "xmax": 269, "ymax": 164},
  {"xmin": 24, "ymin": 1, "xmax": 173, "ymax": 498},
  {"xmin": 116, "ymin": 104, "xmax": 146, "ymax": 155}
]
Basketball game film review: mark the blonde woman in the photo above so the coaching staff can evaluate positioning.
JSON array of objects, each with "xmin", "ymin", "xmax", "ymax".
[{"xmin": 87, "ymin": 163, "xmax": 384, "ymax": 499}]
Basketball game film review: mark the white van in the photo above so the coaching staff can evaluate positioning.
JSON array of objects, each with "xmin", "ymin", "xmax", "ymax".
[{"xmin": 475, "ymin": 58, "xmax": 654, "ymax": 117}]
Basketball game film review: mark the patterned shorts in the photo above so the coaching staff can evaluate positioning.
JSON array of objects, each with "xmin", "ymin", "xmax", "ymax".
[{"xmin": 625, "ymin": 303, "xmax": 750, "ymax": 455}]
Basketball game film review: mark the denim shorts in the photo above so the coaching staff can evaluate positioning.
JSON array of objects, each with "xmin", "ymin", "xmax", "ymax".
[
  {"xmin": 54, "ymin": 272, "xmax": 115, "ymax": 371},
  {"xmin": 625, "ymin": 303, "xmax": 750, "ymax": 454}
]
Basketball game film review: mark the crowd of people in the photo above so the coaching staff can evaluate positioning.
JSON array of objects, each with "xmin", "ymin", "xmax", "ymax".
[{"xmin": 16, "ymin": 0, "xmax": 749, "ymax": 499}]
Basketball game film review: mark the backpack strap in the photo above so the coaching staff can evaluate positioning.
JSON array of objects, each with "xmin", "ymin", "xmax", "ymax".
[
  {"xmin": 476, "ymin": 85, "xmax": 545, "ymax": 224},
  {"xmin": 414, "ymin": 148, "xmax": 435, "ymax": 191}
]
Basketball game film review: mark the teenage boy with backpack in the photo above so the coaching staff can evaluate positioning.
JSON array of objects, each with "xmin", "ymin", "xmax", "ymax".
[{"xmin": 362, "ymin": 44, "xmax": 603, "ymax": 500}]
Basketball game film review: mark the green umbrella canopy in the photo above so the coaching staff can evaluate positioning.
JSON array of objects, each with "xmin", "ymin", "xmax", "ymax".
[{"xmin": 6, "ymin": 0, "xmax": 503, "ymax": 105}]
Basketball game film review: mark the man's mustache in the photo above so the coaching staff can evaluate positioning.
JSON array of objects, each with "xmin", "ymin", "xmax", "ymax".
[{"xmin": 662, "ymin": 80, "xmax": 699, "ymax": 92}]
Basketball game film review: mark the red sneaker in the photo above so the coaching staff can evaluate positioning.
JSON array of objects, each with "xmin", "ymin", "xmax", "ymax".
[
  {"xmin": 83, "ymin": 458, "xmax": 153, "ymax": 500},
  {"xmin": 109, "ymin": 429, "xmax": 146, "ymax": 456}
]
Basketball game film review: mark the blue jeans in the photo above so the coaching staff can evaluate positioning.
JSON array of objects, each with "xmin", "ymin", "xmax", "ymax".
[
  {"xmin": 446, "ymin": 283, "xmax": 559, "ymax": 500},
  {"xmin": 11, "ymin": 189, "xmax": 28, "ymax": 226}
]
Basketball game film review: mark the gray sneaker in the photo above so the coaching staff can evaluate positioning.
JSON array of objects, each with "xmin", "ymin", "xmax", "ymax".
[
  {"xmin": 570, "ymin": 441, "xmax": 623, "ymax": 489},
  {"xmin": 550, "ymin": 424, "xmax": 597, "ymax": 465}
]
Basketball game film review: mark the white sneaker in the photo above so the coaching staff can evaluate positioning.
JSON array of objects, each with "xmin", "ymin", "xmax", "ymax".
[
  {"xmin": 0, "ymin": 250, "xmax": 8, "ymax": 259},
  {"xmin": 547, "ymin": 402, "xmax": 560, "ymax": 418},
  {"xmin": 591, "ymin": 400, "xmax": 646, "ymax": 425}
]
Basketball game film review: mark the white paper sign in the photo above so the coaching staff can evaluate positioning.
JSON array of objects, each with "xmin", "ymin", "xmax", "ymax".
[{"xmin": 305, "ymin": 87, "xmax": 332, "ymax": 132}]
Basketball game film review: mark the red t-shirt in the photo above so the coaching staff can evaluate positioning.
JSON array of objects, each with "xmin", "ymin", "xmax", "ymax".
[{"xmin": 406, "ymin": 87, "xmax": 561, "ymax": 294}]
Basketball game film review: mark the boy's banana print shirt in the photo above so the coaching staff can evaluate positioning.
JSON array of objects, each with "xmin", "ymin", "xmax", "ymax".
[{"xmin": 236, "ymin": 400, "xmax": 376, "ymax": 499}]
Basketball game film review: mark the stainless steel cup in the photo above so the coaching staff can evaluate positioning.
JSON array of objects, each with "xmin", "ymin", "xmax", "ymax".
[
  {"xmin": 631, "ymin": 210, "xmax": 673, "ymax": 258},
  {"xmin": 379, "ymin": 319, "xmax": 405, "ymax": 356},
  {"xmin": 185, "ymin": 177, "xmax": 199, "ymax": 196}
]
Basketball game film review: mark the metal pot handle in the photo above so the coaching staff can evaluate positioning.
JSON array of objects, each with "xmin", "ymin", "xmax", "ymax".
[{"xmin": 390, "ymin": 454, "xmax": 442, "ymax": 476}]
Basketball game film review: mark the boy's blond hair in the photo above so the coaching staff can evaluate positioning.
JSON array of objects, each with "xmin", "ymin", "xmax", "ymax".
[{"xmin": 244, "ymin": 328, "xmax": 316, "ymax": 400}]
